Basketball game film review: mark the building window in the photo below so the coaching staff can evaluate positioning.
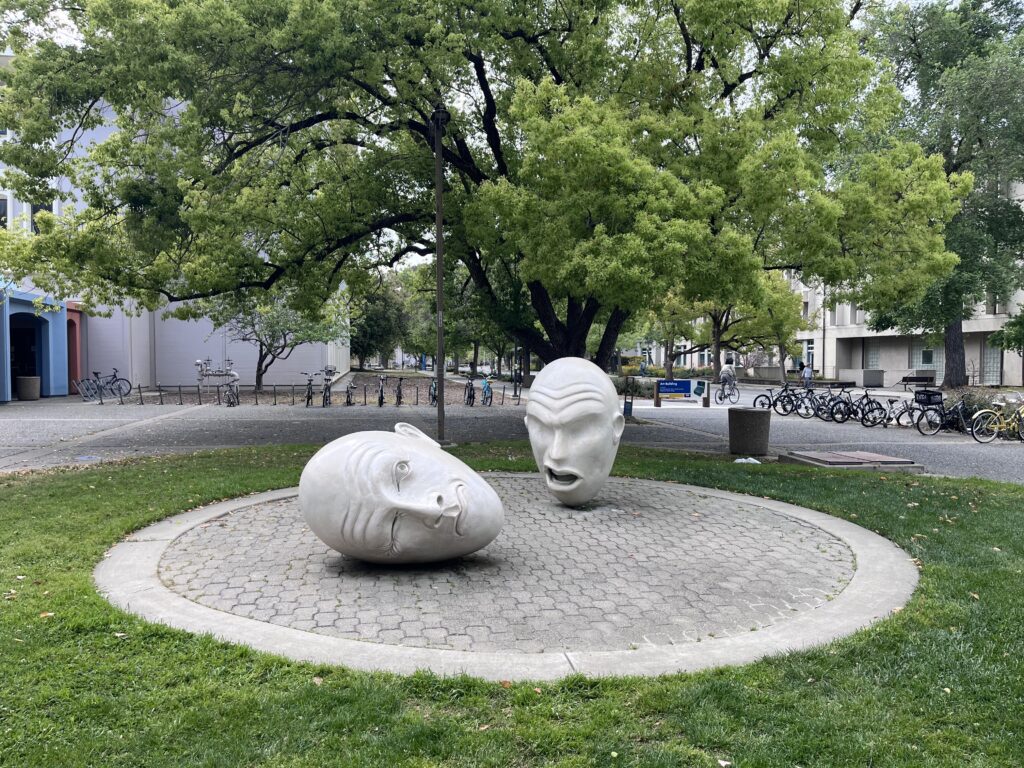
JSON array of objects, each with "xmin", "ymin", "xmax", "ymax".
[
  {"xmin": 911, "ymin": 339, "xmax": 944, "ymax": 384},
  {"xmin": 31, "ymin": 202, "xmax": 53, "ymax": 235},
  {"xmin": 802, "ymin": 301, "xmax": 809, "ymax": 320},
  {"xmin": 982, "ymin": 336, "xmax": 1002, "ymax": 385},
  {"xmin": 804, "ymin": 340, "xmax": 815, "ymax": 369},
  {"xmin": 828, "ymin": 307, "xmax": 837, "ymax": 326},
  {"xmin": 864, "ymin": 339, "xmax": 880, "ymax": 369},
  {"xmin": 0, "ymin": 197, "xmax": 7, "ymax": 229}
]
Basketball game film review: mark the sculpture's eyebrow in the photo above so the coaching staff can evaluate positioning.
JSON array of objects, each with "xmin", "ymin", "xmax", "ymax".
[{"xmin": 527, "ymin": 395, "xmax": 610, "ymax": 425}]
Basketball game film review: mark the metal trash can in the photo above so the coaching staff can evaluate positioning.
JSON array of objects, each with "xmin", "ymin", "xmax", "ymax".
[
  {"xmin": 15, "ymin": 376, "xmax": 41, "ymax": 401},
  {"xmin": 728, "ymin": 407, "xmax": 771, "ymax": 455}
]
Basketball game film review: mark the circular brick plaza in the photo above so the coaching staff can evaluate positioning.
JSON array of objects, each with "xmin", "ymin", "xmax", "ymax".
[{"xmin": 96, "ymin": 474, "xmax": 918, "ymax": 679}]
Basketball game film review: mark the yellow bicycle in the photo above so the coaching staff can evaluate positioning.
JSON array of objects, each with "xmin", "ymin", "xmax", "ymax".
[{"xmin": 970, "ymin": 399, "xmax": 1024, "ymax": 443}]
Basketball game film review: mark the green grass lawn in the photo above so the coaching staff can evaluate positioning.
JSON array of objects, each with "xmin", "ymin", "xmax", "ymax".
[{"xmin": 1, "ymin": 443, "xmax": 1021, "ymax": 767}]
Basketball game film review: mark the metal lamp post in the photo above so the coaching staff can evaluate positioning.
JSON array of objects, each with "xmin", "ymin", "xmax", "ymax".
[{"xmin": 432, "ymin": 103, "xmax": 450, "ymax": 442}]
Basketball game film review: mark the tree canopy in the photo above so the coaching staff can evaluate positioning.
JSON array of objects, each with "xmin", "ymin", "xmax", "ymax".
[
  {"xmin": 0, "ymin": 0, "xmax": 968, "ymax": 367},
  {"xmin": 867, "ymin": 0, "xmax": 1024, "ymax": 386}
]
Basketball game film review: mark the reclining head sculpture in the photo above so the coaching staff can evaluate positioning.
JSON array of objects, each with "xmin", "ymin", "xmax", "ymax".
[
  {"xmin": 299, "ymin": 423, "xmax": 504, "ymax": 564},
  {"xmin": 525, "ymin": 357, "xmax": 625, "ymax": 507}
]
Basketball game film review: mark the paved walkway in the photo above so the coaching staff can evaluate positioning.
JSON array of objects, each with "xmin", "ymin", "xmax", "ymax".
[
  {"xmin": 96, "ymin": 476, "xmax": 917, "ymax": 680},
  {"xmin": 3, "ymin": 390, "xmax": 1021, "ymax": 483}
]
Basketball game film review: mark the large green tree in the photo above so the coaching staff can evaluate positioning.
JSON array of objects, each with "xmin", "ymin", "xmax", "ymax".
[
  {"xmin": 0, "ymin": 0, "xmax": 967, "ymax": 369},
  {"xmin": 867, "ymin": 1, "xmax": 1024, "ymax": 387}
]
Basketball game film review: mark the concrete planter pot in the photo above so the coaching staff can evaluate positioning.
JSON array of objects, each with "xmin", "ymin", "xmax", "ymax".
[
  {"xmin": 728, "ymin": 407, "xmax": 771, "ymax": 455},
  {"xmin": 15, "ymin": 376, "xmax": 41, "ymax": 401}
]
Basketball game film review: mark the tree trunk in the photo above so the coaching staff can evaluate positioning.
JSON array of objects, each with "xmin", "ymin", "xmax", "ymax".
[
  {"xmin": 778, "ymin": 343, "xmax": 789, "ymax": 384},
  {"xmin": 471, "ymin": 341, "xmax": 480, "ymax": 376},
  {"xmin": 664, "ymin": 337, "xmax": 675, "ymax": 381},
  {"xmin": 943, "ymin": 319, "xmax": 968, "ymax": 389},
  {"xmin": 712, "ymin": 322, "xmax": 724, "ymax": 381},
  {"xmin": 594, "ymin": 307, "xmax": 629, "ymax": 371}
]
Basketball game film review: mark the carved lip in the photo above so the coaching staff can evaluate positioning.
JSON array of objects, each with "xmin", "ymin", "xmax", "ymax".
[{"xmin": 545, "ymin": 466, "xmax": 582, "ymax": 490}]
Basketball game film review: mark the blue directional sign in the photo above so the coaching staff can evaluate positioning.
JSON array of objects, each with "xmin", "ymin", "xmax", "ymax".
[{"xmin": 657, "ymin": 379, "xmax": 692, "ymax": 400}]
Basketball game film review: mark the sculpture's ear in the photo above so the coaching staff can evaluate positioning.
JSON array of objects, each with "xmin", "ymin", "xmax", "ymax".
[
  {"xmin": 611, "ymin": 412, "xmax": 625, "ymax": 446},
  {"xmin": 394, "ymin": 422, "xmax": 440, "ymax": 446}
]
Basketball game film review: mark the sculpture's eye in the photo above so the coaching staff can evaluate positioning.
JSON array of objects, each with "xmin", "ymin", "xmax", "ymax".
[{"xmin": 394, "ymin": 461, "xmax": 411, "ymax": 491}]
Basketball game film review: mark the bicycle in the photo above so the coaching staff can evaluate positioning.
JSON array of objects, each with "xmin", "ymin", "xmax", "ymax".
[
  {"xmin": 970, "ymin": 397, "xmax": 1024, "ymax": 443},
  {"xmin": 321, "ymin": 365, "xmax": 336, "ymax": 407},
  {"xmin": 222, "ymin": 373, "xmax": 240, "ymax": 407},
  {"xmin": 480, "ymin": 376, "xmax": 493, "ymax": 406},
  {"xmin": 395, "ymin": 377, "xmax": 404, "ymax": 407},
  {"xmin": 829, "ymin": 390, "xmax": 880, "ymax": 424},
  {"xmin": 714, "ymin": 377, "xmax": 740, "ymax": 405},
  {"xmin": 917, "ymin": 394, "xmax": 974, "ymax": 436},
  {"xmin": 428, "ymin": 378, "xmax": 437, "ymax": 406},
  {"xmin": 464, "ymin": 377, "xmax": 476, "ymax": 406},
  {"xmin": 345, "ymin": 381, "xmax": 357, "ymax": 406},
  {"xmin": 81, "ymin": 368, "xmax": 132, "ymax": 400},
  {"xmin": 301, "ymin": 372, "xmax": 319, "ymax": 408},
  {"xmin": 753, "ymin": 384, "xmax": 796, "ymax": 415},
  {"xmin": 861, "ymin": 396, "xmax": 922, "ymax": 428}
]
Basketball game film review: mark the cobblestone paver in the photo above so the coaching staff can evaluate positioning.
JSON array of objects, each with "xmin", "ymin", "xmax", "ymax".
[{"xmin": 159, "ymin": 474, "xmax": 854, "ymax": 653}]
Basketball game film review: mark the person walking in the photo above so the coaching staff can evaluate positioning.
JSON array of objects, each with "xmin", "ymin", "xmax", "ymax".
[{"xmin": 800, "ymin": 361, "xmax": 813, "ymax": 389}]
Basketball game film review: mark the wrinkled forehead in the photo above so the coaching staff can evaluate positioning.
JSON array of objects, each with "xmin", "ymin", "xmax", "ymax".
[{"xmin": 527, "ymin": 382, "xmax": 616, "ymax": 425}]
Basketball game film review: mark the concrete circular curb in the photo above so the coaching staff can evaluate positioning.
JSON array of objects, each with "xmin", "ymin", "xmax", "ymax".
[{"xmin": 94, "ymin": 475, "xmax": 918, "ymax": 681}]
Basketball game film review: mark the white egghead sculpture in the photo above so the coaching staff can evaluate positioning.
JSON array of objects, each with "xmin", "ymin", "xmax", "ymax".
[
  {"xmin": 525, "ymin": 357, "xmax": 625, "ymax": 507},
  {"xmin": 299, "ymin": 423, "xmax": 504, "ymax": 564}
]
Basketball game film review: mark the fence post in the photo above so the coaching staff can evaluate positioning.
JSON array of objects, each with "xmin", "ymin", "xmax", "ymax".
[
  {"xmin": 157, "ymin": 383, "xmax": 163, "ymax": 405},
  {"xmin": 501, "ymin": 386, "xmax": 506, "ymax": 405},
  {"xmin": 118, "ymin": 387, "xmax": 124, "ymax": 405},
  {"xmin": 254, "ymin": 387, "xmax": 258, "ymax": 406},
  {"xmin": 197, "ymin": 385, "xmax": 202, "ymax": 406},
  {"xmin": 273, "ymin": 385, "xmax": 277, "ymax": 406},
  {"xmin": 177, "ymin": 384, "xmax": 183, "ymax": 405},
  {"xmin": 291, "ymin": 384, "xmax": 295, "ymax": 405},
  {"xmin": 137, "ymin": 384, "xmax": 144, "ymax": 405}
]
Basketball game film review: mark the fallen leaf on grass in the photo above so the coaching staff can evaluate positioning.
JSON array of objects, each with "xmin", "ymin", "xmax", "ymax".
[
  {"xmin": 15, "ymin": 575, "xmax": 25, "ymax": 581},
  {"xmin": 500, "ymin": 680, "xmax": 511, "ymax": 688},
  {"xmin": 113, "ymin": 632, "xmax": 128, "ymax": 639},
  {"xmin": 718, "ymin": 761, "xmax": 732, "ymax": 767},
  {"xmin": 39, "ymin": 612, "xmax": 54, "ymax": 618},
  {"xmin": 533, "ymin": 687, "xmax": 542, "ymax": 694},
  {"xmin": 478, "ymin": 724, "xmax": 491, "ymax": 731},
  {"xmin": 969, "ymin": 593, "xmax": 980, "ymax": 601}
]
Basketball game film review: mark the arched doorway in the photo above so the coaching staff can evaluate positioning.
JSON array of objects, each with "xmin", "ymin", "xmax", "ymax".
[{"xmin": 9, "ymin": 312, "xmax": 49, "ymax": 397}]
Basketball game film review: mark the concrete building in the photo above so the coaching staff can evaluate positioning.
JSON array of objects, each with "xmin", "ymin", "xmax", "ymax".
[{"xmin": 1, "ymin": 52, "xmax": 349, "ymax": 403}]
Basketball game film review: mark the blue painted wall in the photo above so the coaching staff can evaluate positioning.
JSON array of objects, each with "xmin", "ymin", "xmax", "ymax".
[{"xmin": 1, "ymin": 286, "xmax": 68, "ymax": 402}]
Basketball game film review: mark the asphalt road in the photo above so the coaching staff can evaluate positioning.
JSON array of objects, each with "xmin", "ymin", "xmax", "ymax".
[{"xmin": 1, "ymin": 387, "xmax": 1021, "ymax": 485}]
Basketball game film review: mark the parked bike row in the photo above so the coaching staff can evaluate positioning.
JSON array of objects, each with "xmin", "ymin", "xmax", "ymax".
[
  {"xmin": 755, "ymin": 382, "xmax": 1024, "ymax": 442},
  {"xmin": 72, "ymin": 369, "xmax": 519, "ymax": 408}
]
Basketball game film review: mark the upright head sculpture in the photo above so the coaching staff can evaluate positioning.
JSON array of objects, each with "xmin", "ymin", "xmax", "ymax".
[
  {"xmin": 299, "ymin": 423, "xmax": 504, "ymax": 564},
  {"xmin": 525, "ymin": 357, "xmax": 624, "ymax": 507}
]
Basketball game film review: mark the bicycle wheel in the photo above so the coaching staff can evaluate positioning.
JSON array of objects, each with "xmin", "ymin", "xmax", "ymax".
[
  {"xmin": 916, "ymin": 408, "xmax": 943, "ymax": 436},
  {"xmin": 861, "ymin": 404, "xmax": 885, "ymax": 428},
  {"xmin": 815, "ymin": 398, "xmax": 833, "ymax": 421},
  {"xmin": 773, "ymin": 394, "xmax": 795, "ymax": 415},
  {"xmin": 483, "ymin": 390, "xmax": 492, "ymax": 406},
  {"xmin": 831, "ymin": 401, "xmax": 852, "ymax": 423},
  {"xmin": 112, "ymin": 378, "xmax": 132, "ymax": 397},
  {"xmin": 728, "ymin": 387, "xmax": 740, "ymax": 404},
  {"xmin": 753, "ymin": 394, "xmax": 770, "ymax": 409},
  {"xmin": 971, "ymin": 410, "xmax": 1000, "ymax": 443},
  {"xmin": 896, "ymin": 404, "xmax": 918, "ymax": 427},
  {"xmin": 714, "ymin": 388, "xmax": 725, "ymax": 405},
  {"xmin": 794, "ymin": 396, "xmax": 814, "ymax": 419}
]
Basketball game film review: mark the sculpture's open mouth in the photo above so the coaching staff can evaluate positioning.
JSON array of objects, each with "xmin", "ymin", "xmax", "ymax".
[{"xmin": 546, "ymin": 467, "xmax": 581, "ymax": 489}]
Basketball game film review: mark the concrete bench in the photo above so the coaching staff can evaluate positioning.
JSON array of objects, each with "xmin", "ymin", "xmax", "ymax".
[{"xmin": 900, "ymin": 375, "xmax": 935, "ymax": 390}]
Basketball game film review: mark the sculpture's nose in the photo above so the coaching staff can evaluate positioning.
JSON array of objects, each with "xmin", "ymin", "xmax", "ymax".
[{"xmin": 548, "ymin": 428, "xmax": 571, "ymax": 462}]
